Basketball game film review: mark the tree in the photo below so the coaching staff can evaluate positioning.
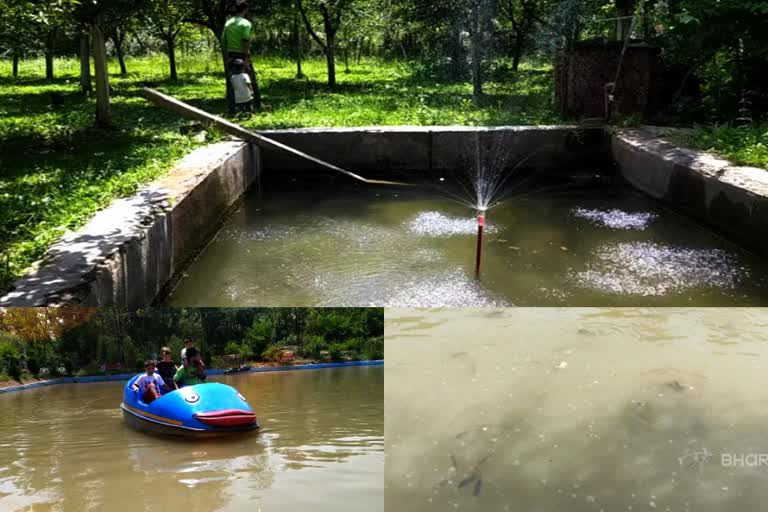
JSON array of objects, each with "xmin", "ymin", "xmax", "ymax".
[
  {"xmin": 143, "ymin": 0, "xmax": 194, "ymax": 80},
  {"xmin": 0, "ymin": 0, "xmax": 33, "ymax": 78},
  {"xmin": 25, "ymin": 0, "xmax": 79, "ymax": 81},
  {"xmin": 497, "ymin": 0, "xmax": 546, "ymax": 70},
  {"xmin": 74, "ymin": 0, "xmax": 145, "ymax": 126},
  {"xmin": 297, "ymin": 0, "xmax": 355, "ymax": 87},
  {"xmin": 186, "ymin": 0, "xmax": 230, "ymax": 40},
  {"xmin": 109, "ymin": 21, "xmax": 131, "ymax": 76},
  {"xmin": 78, "ymin": 25, "xmax": 92, "ymax": 94}
]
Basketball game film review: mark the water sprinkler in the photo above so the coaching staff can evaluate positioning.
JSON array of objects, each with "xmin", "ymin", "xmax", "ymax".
[{"xmin": 475, "ymin": 210, "xmax": 486, "ymax": 278}]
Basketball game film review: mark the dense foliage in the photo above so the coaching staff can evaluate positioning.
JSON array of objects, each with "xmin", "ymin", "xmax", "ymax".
[
  {"xmin": 0, "ymin": 0, "xmax": 765, "ymax": 121},
  {"xmin": 0, "ymin": 307, "xmax": 384, "ymax": 381}
]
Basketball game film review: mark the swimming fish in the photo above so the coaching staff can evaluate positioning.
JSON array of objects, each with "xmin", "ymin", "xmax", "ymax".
[
  {"xmin": 473, "ymin": 478, "xmax": 483, "ymax": 497},
  {"xmin": 443, "ymin": 452, "xmax": 493, "ymax": 497},
  {"xmin": 666, "ymin": 380, "xmax": 686, "ymax": 392}
]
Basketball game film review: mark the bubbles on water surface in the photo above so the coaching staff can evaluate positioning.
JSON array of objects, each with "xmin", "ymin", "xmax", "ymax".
[
  {"xmin": 381, "ymin": 269, "xmax": 509, "ymax": 307},
  {"xmin": 572, "ymin": 208, "xmax": 658, "ymax": 230},
  {"xmin": 572, "ymin": 242, "xmax": 747, "ymax": 296},
  {"xmin": 407, "ymin": 212, "xmax": 499, "ymax": 237}
]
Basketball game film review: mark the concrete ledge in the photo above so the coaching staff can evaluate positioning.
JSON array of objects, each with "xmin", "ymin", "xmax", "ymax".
[
  {"xmin": 257, "ymin": 126, "xmax": 611, "ymax": 179},
  {"xmin": 0, "ymin": 360, "xmax": 383, "ymax": 394},
  {"xmin": 612, "ymin": 127, "xmax": 768, "ymax": 255},
  {"xmin": 0, "ymin": 141, "xmax": 259, "ymax": 306}
]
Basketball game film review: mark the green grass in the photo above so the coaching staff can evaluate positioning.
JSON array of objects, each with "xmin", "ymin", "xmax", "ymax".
[
  {"xmin": 0, "ymin": 53, "xmax": 557, "ymax": 292},
  {"xmin": 669, "ymin": 124, "xmax": 768, "ymax": 170}
]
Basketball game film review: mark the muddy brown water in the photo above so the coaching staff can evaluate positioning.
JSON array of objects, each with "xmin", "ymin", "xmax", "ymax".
[
  {"xmin": 385, "ymin": 308, "xmax": 768, "ymax": 511},
  {"xmin": 165, "ymin": 183, "xmax": 768, "ymax": 307},
  {"xmin": 0, "ymin": 366, "xmax": 383, "ymax": 512}
]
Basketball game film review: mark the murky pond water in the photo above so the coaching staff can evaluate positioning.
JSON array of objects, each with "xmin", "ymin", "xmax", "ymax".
[
  {"xmin": 166, "ymin": 182, "xmax": 768, "ymax": 307},
  {"xmin": 385, "ymin": 308, "xmax": 768, "ymax": 511},
  {"xmin": 0, "ymin": 366, "xmax": 383, "ymax": 512}
]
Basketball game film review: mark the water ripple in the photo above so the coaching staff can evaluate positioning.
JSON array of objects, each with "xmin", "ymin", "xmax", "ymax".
[
  {"xmin": 407, "ymin": 212, "xmax": 498, "ymax": 237},
  {"xmin": 572, "ymin": 242, "xmax": 747, "ymax": 296},
  {"xmin": 572, "ymin": 208, "xmax": 658, "ymax": 230}
]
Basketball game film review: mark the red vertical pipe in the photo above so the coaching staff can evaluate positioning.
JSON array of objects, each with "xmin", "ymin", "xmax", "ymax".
[{"xmin": 475, "ymin": 213, "xmax": 485, "ymax": 278}]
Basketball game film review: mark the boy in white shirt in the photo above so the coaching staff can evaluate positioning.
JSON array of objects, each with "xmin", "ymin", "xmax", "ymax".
[
  {"xmin": 131, "ymin": 360, "xmax": 169, "ymax": 404},
  {"xmin": 230, "ymin": 59, "xmax": 254, "ymax": 114}
]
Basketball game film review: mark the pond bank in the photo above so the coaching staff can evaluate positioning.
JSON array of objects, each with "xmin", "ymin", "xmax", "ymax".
[
  {"xmin": 0, "ymin": 359, "xmax": 383, "ymax": 394},
  {"xmin": 611, "ymin": 126, "xmax": 768, "ymax": 256}
]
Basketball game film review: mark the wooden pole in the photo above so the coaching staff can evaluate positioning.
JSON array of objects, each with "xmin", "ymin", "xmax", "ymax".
[{"xmin": 142, "ymin": 88, "xmax": 411, "ymax": 187}]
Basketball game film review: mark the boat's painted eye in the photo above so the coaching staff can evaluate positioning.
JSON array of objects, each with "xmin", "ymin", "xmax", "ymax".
[
  {"xmin": 237, "ymin": 393, "xmax": 247, "ymax": 402},
  {"xmin": 185, "ymin": 392, "xmax": 200, "ymax": 403}
]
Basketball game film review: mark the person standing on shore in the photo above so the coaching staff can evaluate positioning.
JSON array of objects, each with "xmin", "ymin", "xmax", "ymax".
[{"xmin": 222, "ymin": 0, "xmax": 261, "ymax": 114}]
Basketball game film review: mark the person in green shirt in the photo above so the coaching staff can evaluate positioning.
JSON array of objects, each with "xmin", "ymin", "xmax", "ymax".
[
  {"xmin": 221, "ymin": 0, "xmax": 261, "ymax": 114},
  {"xmin": 173, "ymin": 347, "xmax": 208, "ymax": 387}
]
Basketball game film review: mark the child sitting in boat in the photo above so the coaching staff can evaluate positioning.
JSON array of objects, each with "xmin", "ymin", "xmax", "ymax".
[
  {"xmin": 174, "ymin": 348, "xmax": 207, "ymax": 388},
  {"xmin": 132, "ymin": 360, "xmax": 170, "ymax": 404},
  {"xmin": 156, "ymin": 346, "xmax": 178, "ymax": 390}
]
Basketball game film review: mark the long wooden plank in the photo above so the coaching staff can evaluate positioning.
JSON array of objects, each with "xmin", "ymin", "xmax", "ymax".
[{"xmin": 142, "ymin": 87, "xmax": 411, "ymax": 187}]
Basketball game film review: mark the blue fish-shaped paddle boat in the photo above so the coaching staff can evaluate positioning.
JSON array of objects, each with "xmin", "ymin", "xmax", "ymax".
[{"xmin": 120, "ymin": 375, "xmax": 260, "ymax": 437}]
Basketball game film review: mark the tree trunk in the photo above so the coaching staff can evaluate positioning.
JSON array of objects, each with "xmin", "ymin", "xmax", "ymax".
[
  {"xmin": 326, "ymin": 33, "xmax": 337, "ymax": 87},
  {"xmin": 293, "ymin": 10, "xmax": 303, "ymax": 78},
  {"xmin": 512, "ymin": 31, "xmax": 523, "ymax": 71},
  {"xmin": 93, "ymin": 17, "xmax": 112, "ymax": 128},
  {"xmin": 167, "ymin": 37, "xmax": 178, "ymax": 81},
  {"xmin": 12, "ymin": 48, "xmax": 19, "ymax": 78},
  {"xmin": 470, "ymin": 7, "xmax": 483, "ymax": 98},
  {"xmin": 113, "ymin": 29, "xmax": 127, "ymax": 76},
  {"xmin": 79, "ymin": 32, "xmax": 92, "ymax": 95},
  {"xmin": 344, "ymin": 46, "xmax": 350, "ymax": 73},
  {"xmin": 356, "ymin": 37, "xmax": 363, "ymax": 63},
  {"xmin": 45, "ymin": 28, "xmax": 56, "ymax": 82}
]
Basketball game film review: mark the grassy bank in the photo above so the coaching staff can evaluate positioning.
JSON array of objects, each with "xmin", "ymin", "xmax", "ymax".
[
  {"xmin": 0, "ymin": 54, "xmax": 556, "ymax": 292},
  {"xmin": 669, "ymin": 124, "xmax": 768, "ymax": 170}
]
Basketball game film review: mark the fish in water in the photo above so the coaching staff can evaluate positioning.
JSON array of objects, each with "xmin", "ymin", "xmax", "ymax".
[
  {"xmin": 473, "ymin": 478, "xmax": 482, "ymax": 497},
  {"xmin": 666, "ymin": 380, "xmax": 686, "ymax": 392},
  {"xmin": 440, "ymin": 452, "xmax": 492, "ymax": 497}
]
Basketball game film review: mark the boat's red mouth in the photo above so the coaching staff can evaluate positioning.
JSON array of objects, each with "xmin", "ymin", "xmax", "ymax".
[{"xmin": 194, "ymin": 409, "xmax": 257, "ymax": 427}]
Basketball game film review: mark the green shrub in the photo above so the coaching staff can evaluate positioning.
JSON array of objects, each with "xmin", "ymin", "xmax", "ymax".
[
  {"xmin": 363, "ymin": 336, "xmax": 384, "ymax": 360},
  {"xmin": 302, "ymin": 335, "xmax": 327, "ymax": 358},
  {"xmin": 0, "ymin": 372, "xmax": 9, "ymax": 382},
  {"xmin": 76, "ymin": 363, "xmax": 102, "ymax": 377},
  {"xmin": 328, "ymin": 343, "xmax": 346, "ymax": 362},
  {"xmin": 26, "ymin": 357, "xmax": 40, "ymax": 376},
  {"xmin": 6, "ymin": 355, "xmax": 21, "ymax": 381},
  {"xmin": 345, "ymin": 337, "xmax": 366, "ymax": 353},
  {"xmin": 262, "ymin": 345, "xmax": 285, "ymax": 363},
  {"xmin": 211, "ymin": 356, "xmax": 227, "ymax": 369}
]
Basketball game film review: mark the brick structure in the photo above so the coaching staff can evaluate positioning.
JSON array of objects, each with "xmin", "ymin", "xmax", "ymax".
[{"xmin": 555, "ymin": 40, "xmax": 661, "ymax": 120}]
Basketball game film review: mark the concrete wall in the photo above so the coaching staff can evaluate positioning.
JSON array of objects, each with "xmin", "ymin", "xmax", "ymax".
[
  {"xmin": 257, "ymin": 126, "xmax": 611, "ymax": 180},
  {"xmin": 0, "ymin": 141, "xmax": 259, "ymax": 307},
  {"xmin": 612, "ymin": 128, "xmax": 768, "ymax": 256}
]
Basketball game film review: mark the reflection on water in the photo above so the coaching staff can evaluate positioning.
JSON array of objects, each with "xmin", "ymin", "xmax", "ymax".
[
  {"xmin": 385, "ymin": 308, "xmax": 768, "ymax": 511},
  {"xmin": 0, "ymin": 367, "xmax": 383, "ymax": 512},
  {"xmin": 166, "ymin": 184, "xmax": 768, "ymax": 307}
]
